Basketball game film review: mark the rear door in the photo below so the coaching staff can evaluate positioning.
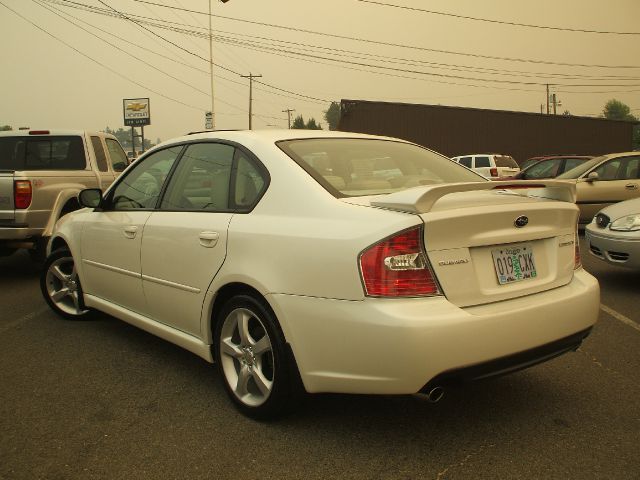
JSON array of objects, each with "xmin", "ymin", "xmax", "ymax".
[{"xmin": 140, "ymin": 143, "xmax": 267, "ymax": 337}]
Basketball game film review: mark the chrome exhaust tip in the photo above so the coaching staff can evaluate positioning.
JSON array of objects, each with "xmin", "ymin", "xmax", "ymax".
[{"xmin": 424, "ymin": 386, "xmax": 445, "ymax": 403}]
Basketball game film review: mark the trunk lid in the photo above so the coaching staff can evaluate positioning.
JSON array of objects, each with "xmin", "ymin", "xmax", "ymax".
[{"xmin": 345, "ymin": 181, "xmax": 579, "ymax": 307}]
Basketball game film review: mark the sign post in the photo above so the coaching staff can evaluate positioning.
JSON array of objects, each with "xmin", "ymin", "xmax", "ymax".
[{"xmin": 123, "ymin": 98, "xmax": 151, "ymax": 155}]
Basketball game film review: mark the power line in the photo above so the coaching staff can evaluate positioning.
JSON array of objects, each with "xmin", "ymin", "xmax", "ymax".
[
  {"xmin": 125, "ymin": 0, "xmax": 640, "ymax": 69},
  {"xmin": 0, "ymin": 0, "xmax": 203, "ymax": 111},
  {"xmin": 357, "ymin": 0, "xmax": 640, "ymax": 36},
  {"xmin": 41, "ymin": 0, "xmax": 640, "ymax": 89}
]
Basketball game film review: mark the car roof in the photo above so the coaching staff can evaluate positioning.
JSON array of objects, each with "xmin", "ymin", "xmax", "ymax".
[
  {"xmin": 151, "ymin": 129, "xmax": 409, "ymax": 152},
  {"xmin": 0, "ymin": 129, "xmax": 113, "ymax": 138}
]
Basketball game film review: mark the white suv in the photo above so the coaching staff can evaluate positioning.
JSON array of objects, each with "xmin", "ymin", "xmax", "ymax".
[{"xmin": 452, "ymin": 154, "xmax": 520, "ymax": 179}]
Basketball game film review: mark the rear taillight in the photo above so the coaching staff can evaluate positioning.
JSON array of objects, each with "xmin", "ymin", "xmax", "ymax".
[
  {"xmin": 490, "ymin": 167, "xmax": 499, "ymax": 177},
  {"xmin": 359, "ymin": 226, "xmax": 440, "ymax": 297},
  {"xmin": 574, "ymin": 223, "xmax": 581, "ymax": 269},
  {"xmin": 14, "ymin": 180, "xmax": 32, "ymax": 209}
]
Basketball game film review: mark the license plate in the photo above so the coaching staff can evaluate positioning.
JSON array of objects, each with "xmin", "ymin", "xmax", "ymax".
[{"xmin": 492, "ymin": 243, "xmax": 537, "ymax": 285}]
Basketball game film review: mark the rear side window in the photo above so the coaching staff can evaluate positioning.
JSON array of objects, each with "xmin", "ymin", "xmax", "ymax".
[
  {"xmin": 90, "ymin": 136, "xmax": 109, "ymax": 172},
  {"xmin": 494, "ymin": 156, "xmax": 518, "ymax": 168},
  {"xmin": 161, "ymin": 143, "xmax": 234, "ymax": 211},
  {"xmin": 0, "ymin": 136, "xmax": 86, "ymax": 170},
  {"xmin": 474, "ymin": 156, "xmax": 491, "ymax": 168}
]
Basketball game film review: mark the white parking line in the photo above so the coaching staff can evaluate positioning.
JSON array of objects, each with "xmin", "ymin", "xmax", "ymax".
[{"xmin": 601, "ymin": 304, "xmax": 640, "ymax": 333}]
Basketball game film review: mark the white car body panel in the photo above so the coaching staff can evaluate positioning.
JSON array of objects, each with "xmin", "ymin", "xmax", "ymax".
[{"xmin": 45, "ymin": 130, "xmax": 600, "ymax": 399}]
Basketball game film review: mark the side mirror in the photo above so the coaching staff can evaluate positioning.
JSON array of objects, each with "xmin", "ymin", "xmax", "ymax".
[
  {"xmin": 78, "ymin": 188, "xmax": 102, "ymax": 208},
  {"xmin": 586, "ymin": 171, "xmax": 599, "ymax": 182},
  {"xmin": 113, "ymin": 162, "xmax": 127, "ymax": 172}
]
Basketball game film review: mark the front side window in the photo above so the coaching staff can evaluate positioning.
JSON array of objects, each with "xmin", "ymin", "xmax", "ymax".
[
  {"xmin": 110, "ymin": 146, "xmax": 182, "ymax": 210},
  {"xmin": 105, "ymin": 138, "xmax": 129, "ymax": 172},
  {"xmin": 593, "ymin": 158, "xmax": 624, "ymax": 180},
  {"xmin": 160, "ymin": 143, "xmax": 234, "ymax": 211},
  {"xmin": 278, "ymin": 138, "xmax": 483, "ymax": 197}
]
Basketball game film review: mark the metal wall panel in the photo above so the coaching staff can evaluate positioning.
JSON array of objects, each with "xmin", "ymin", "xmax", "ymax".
[{"xmin": 338, "ymin": 100, "xmax": 636, "ymax": 164}]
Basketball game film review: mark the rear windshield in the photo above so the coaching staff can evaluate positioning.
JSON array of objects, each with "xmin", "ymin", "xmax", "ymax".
[
  {"xmin": 494, "ymin": 156, "xmax": 519, "ymax": 168},
  {"xmin": 0, "ymin": 136, "xmax": 86, "ymax": 171},
  {"xmin": 278, "ymin": 138, "xmax": 485, "ymax": 197}
]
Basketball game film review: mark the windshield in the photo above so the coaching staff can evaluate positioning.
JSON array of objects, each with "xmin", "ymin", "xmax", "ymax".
[
  {"xmin": 556, "ymin": 156, "xmax": 605, "ymax": 179},
  {"xmin": 278, "ymin": 138, "xmax": 485, "ymax": 197}
]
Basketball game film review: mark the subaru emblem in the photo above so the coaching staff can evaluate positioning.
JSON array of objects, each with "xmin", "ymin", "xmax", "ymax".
[{"xmin": 514, "ymin": 216, "xmax": 529, "ymax": 228}]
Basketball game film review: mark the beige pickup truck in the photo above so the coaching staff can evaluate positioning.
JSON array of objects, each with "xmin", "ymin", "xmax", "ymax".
[{"xmin": 0, "ymin": 129, "xmax": 129, "ymax": 260}]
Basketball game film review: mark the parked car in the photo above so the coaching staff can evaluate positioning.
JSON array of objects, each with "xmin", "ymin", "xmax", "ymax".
[
  {"xmin": 556, "ymin": 152, "xmax": 640, "ymax": 225},
  {"xmin": 505, "ymin": 156, "xmax": 593, "ymax": 180},
  {"xmin": 40, "ymin": 130, "xmax": 599, "ymax": 419},
  {"xmin": 585, "ymin": 197, "xmax": 640, "ymax": 269},
  {"xmin": 451, "ymin": 154, "xmax": 520, "ymax": 179},
  {"xmin": 0, "ymin": 129, "xmax": 129, "ymax": 260}
]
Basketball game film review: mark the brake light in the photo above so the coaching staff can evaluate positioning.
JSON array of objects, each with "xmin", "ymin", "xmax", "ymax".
[
  {"xmin": 28, "ymin": 130, "xmax": 50, "ymax": 135},
  {"xmin": 359, "ymin": 226, "xmax": 440, "ymax": 297},
  {"xmin": 490, "ymin": 167, "xmax": 499, "ymax": 177},
  {"xmin": 14, "ymin": 180, "xmax": 32, "ymax": 209}
]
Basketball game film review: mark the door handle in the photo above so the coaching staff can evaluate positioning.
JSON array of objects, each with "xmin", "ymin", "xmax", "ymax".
[
  {"xmin": 199, "ymin": 231, "xmax": 219, "ymax": 248},
  {"xmin": 123, "ymin": 226, "xmax": 138, "ymax": 239},
  {"xmin": 625, "ymin": 183, "xmax": 638, "ymax": 190}
]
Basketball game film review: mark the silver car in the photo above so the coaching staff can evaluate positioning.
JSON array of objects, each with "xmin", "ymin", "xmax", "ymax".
[{"xmin": 585, "ymin": 197, "xmax": 640, "ymax": 269}]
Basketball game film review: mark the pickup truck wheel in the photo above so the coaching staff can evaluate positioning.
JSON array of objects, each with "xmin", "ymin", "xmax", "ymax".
[{"xmin": 41, "ymin": 249, "xmax": 92, "ymax": 320}]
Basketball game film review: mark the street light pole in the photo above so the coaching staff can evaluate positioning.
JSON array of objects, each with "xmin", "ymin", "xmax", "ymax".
[{"xmin": 208, "ymin": 0, "xmax": 215, "ymax": 129}]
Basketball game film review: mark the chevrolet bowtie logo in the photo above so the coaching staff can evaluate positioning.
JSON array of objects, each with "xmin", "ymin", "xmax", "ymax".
[{"xmin": 126, "ymin": 103, "xmax": 147, "ymax": 111}]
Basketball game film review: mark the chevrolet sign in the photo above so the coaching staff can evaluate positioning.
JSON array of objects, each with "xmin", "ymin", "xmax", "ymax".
[{"xmin": 123, "ymin": 98, "xmax": 151, "ymax": 126}]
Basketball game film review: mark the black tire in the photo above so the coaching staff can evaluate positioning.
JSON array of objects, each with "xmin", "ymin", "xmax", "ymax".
[
  {"xmin": 40, "ymin": 249, "xmax": 92, "ymax": 320},
  {"xmin": 214, "ymin": 294, "xmax": 303, "ymax": 420}
]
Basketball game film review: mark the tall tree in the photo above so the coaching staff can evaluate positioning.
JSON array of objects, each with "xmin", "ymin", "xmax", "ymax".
[
  {"xmin": 291, "ymin": 115, "xmax": 305, "ymax": 129},
  {"xmin": 602, "ymin": 99, "xmax": 636, "ymax": 121},
  {"xmin": 323, "ymin": 102, "xmax": 340, "ymax": 130},
  {"xmin": 305, "ymin": 118, "xmax": 322, "ymax": 130}
]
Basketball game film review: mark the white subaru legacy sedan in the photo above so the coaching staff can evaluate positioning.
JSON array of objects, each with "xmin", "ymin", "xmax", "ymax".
[{"xmin": 41, "ymin": 130, "xmax": 600, "ymax": 419}]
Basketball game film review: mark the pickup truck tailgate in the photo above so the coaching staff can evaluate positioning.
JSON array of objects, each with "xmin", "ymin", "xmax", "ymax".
[{"xmin": 0, "ymin": 172, "xmax": 14, "ymax": 221}]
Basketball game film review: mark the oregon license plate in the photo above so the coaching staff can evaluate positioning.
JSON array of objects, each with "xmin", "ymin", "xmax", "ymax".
[{"xmin": 492, "ymin": 244, "xmax": 537, "ymax": 285}]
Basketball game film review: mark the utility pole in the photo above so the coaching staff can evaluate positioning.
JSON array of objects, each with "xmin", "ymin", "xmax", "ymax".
[
  {"xmin": 282, "ymin": 108, "xmax": 295, "ymax": 129},
  {"xmin": 240, "ymin": 73, "xmax": 262, "ymax": 130},
  {"xmin": 208, "ymin": 0, "xmax": 231, "ymax": 130},
  {"xmin": 546, "ymin": 84, "xmax": 550, "ymax": 115}
]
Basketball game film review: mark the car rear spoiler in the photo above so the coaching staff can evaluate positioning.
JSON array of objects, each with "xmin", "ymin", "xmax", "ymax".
[{"xmin": 370, "ymin": 180, "xmax": 576, "ymax": 214}]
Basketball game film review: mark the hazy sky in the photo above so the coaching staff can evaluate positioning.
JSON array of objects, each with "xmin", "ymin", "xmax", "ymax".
[{"xmin": 1, "ymin": 0, "xmax": 639, "ymax": 145}]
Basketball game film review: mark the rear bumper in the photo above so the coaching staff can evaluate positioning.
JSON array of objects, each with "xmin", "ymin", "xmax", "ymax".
[{"xmin": 267, "ymin": 268, "xmax": 600, "ymax": 394}]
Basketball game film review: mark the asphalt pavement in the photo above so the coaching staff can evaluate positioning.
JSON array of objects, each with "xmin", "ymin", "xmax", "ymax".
[{"xmin": 1, "ymin": 236, "xmax": 639, "ymax": 480}]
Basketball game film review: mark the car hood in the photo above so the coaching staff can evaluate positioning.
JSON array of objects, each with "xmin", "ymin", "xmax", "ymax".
[{"xmin": 596, "ymin": 197, "xmax": 640, "ymax": 220}]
